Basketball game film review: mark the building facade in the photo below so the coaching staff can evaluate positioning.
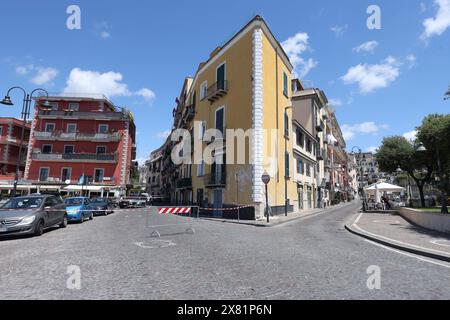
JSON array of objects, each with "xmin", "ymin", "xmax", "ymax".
[
  {"xmin": 146, "ymin": 146, "xmax": 164, "ymax": 198},
  {"xmin": 151, "ymin": 16, "xmax": 350, "ymax": 219},
  {"xmin": 0, "ymin": 118, "xmax": 31, "ymax": 195},
  {"xmin": 23, "ymin": 95, "xmax": 136, "ymax": 197}
]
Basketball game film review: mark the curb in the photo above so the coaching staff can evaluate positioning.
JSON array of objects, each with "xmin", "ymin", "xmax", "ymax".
[
  {"xmin": 200, "ymin": 202, "xmax": 356, "ymax": 228},
  {"xmin": 345, "ymin": 222, "xmax": 450, "ymax": 263}
]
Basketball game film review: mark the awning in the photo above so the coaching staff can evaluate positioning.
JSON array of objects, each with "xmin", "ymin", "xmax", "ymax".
[
  {"xmin": 365, "ymin": 182, "xmax": 405, "ymax": 194},
  {"xmin": 62, "ymin": 185, "xmax": 108, "ymax": 192}
]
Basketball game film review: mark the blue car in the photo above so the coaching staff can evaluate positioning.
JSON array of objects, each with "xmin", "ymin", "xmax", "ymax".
[{"xmin": 64, "ymin": 197, "xmax": 94, "ymax": 223}]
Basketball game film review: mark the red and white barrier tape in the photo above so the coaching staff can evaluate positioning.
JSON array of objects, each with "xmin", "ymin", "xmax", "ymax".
[
  {"xmin": 198, "ymin": 205, "xmax": 254, "ymax": 211},
  {"xmin": 158, "ymin": 207, "xmax": 191, "ymax": 214}
]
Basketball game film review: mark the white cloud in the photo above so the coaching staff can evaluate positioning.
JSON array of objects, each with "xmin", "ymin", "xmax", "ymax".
[
  {"xmin": 366, "ymin": 146, "xmax": 379, "ymax": 153},
  {"xmin": 330, "ymin": 25, "xmax": 348, "ymax": 37},
  {"xmin": 341, "ymin": 122, "xmax": 389, "ymax": 140},
  {"xmin": 100, "ymin": 31, "xmax": 111, "ymax": 39},
  {"xmin": 328, "ymin": 98, "xmax": 343, "ymax": 107},
  {"xmin": 353, "ymin": 40, "xmax": 379, "ymax": 53},
  {"xmin": 63, "ymin": 68, "xmax": 155, "ymax": 103},
  {"xmin": 15, "ymin": 64, "xmax": 58, "ymax": 85},
  {"xmin": 403, "ymin": 130, "xmax": 418, "ymax": 141},
  {"xmin": 31, "ymin": 67, "xmax": 59, "ymax": 85},
  {"xmin": 420, "ymin": 2, "xmax": 427, "ymax": 13},
  {"xmin": 135, "ymin": 88, "xmax": 156, "ymax": 102},
  {"xmin": 421, "ymin": 0, "xmax": 450, "ymax": 40},
  {"xmin": 406, "ymin": 54, "xmax": 417, "ymax": 69},
  {"xmin": 281, "ymin": 32, "xmax": 318, "ymax": 78},
  {"xmin": 341, "ymin": 56, "xmax": 401, "ymax": 94}
]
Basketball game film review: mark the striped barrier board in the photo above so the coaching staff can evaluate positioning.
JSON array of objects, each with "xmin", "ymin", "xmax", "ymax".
[{"xmin": 158, "ymin": 207, "xmax": 192, "ymax": 214}]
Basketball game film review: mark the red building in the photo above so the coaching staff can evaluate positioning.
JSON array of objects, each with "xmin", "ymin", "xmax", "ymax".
[
  {"xmin": 0, "ymin": 117, "xmax": 30, "ymax": 181},
  {"xmin": 24, "ymin": 95, "xmax": 136, "ymax": 197}
]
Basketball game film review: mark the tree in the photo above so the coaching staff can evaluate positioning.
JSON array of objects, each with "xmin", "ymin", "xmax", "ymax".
[
  {"xmin": 417, "ymin": 114, "xmax": 450, "ymax": 213},
  {"xmin": 445, "ymin": 86, "xmax": 450, "ymax": 100},
  {"xmin": 376, "ymin": 136, "xmax": 433, "ymax": 208}
]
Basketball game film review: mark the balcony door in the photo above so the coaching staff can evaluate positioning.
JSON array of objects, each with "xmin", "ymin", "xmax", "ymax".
[
  {"xmin": 213, "ymin": 189, "xmax": 223, "ymax": 218},
  {"xmin": 216, "ymin": 63, "xmax": 226, "ymax": 90}
]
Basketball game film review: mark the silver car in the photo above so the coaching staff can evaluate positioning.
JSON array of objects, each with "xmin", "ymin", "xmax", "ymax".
[{"xmin": 0, "ymin": 195, "xmax": 68, "ymax": 237}]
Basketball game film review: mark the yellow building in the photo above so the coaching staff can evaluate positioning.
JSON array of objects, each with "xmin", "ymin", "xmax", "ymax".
[{"xmin": 162, "ymin": 16, "xmax": 298, "ymax": 219}]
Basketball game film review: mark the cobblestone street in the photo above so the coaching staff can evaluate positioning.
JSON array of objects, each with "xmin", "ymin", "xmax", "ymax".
[{"xmin": 1, "ymin": 202, "xmax": 450, "ymax": 300}]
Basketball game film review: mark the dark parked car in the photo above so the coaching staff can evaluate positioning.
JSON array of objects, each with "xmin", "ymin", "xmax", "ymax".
[
  {"xmin": 0, "ymin": 195, "xmax": 67, "ymax": 237},
  {"xmin": 90, "ymin": 198, "xmax": 115, "ymax": 216}
]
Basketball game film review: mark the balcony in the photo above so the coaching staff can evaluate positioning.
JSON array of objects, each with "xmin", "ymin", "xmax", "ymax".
[
  {"xmin": 34, "ymin": 131, "xmax": 122, "ymax": 142},
  {"xmin": 316, "ymin": 120, "xmax": 324, "ymax": 132},
  {"xmin": 316, "ymin": 150, "xmax": 325, "ymax": 161},
  {"xmin": 183, "ymin": 105, "xmax": 195, "ymax": 121},
  {"xmin": 38, "ymin": 110, "xmax": 131, "ymax": 121},
  {"xmin": 32, "ymin": 152, "xmax": 118, "ymax": 163},
  {"xmin": 205, "ymin": 80, "xmax": 228, "ymax": 103},
  {"xmin": 176, "ymin": 177, "xmax": 192, "ymax": 189},
  {"xmin": 204, "ymin": 170, "xmax": 226, "ymax": 188},
  {"xmin": 324, "ymin": 159, "xmax": 332, "ymax": 169}
]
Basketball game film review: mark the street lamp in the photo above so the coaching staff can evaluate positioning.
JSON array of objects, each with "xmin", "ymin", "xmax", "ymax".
[
  {"xmin": 352, "ymin": 146, "xmax": 366, "ymax": 212},
  {"xmin": 284, "ymin": 106, "xmax": 292, "ymax": 217},
  {"xmin": 396, "ymin": 166, "xmax": 412, "ymax": 207},
  {"xmin": 0, "ymin": 87, "xmax": 50, "ymax": 197}
]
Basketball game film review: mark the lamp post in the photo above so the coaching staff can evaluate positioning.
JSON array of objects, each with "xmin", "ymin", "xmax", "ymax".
[
  {"xmin": 284, "ymin": 106, "xmax": 292, "ymax": 216},
  {"xmin": 352, "ymin": 146, "xmax": 365, "ymax": 212},
  {"xmin": 262, "ymin": 171, "xmax": 271, "ymax": 223},
  {"xmin": 1, "ymin": 87, "xmax": 50, "ymax": 198}
]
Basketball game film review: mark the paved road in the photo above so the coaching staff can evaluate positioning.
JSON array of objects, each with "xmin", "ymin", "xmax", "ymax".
[{"xmin": 0, "ymin": 202, "xmax": 449, "ymax": 299}]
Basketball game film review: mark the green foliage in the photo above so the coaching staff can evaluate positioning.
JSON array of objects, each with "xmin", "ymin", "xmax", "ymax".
[{"xmin": 376, "ymin": 136, "xmax": 415, "ymax": 173}]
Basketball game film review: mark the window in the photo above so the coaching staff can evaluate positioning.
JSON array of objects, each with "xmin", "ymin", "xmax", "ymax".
[
  {"xmin": 198, "ymin": 121, "xmax": 206, "ymax": 139},
  {"xmin": 98, "ymin": 124, "xmax": 109, "ymax": 134},
  {"xmin": 0, "ymin": 126, "xmax": 3, "ymax": 136},
  {"xmin": 215, "ymin": 107, "xmax": 225, "ymax": 135},
  {"xmin": 306, "ymin": 139, "xmax": 312, "ymax": 153},
  {"xmin": 197, "ymin": 160, "xmax": 205, "ymax": 177},
  {"xmin": 68, "ymin": 103, "xmax": 79, "ymax": 111},
  {"xmin": 67, "ymin": 123, "xmax": 77, "ymax": 133},
  {"xmin": 285, "ymin": 152, "xmax": 290, "ymax": 178},
  {"xmin": 217, "ymin": 63, "xmax": 226, "ymax": 90},
  {"xmin": 297, "ymin": 158, "xmax": 304, "ymax": 174},
  {"xmin": 61, "ymin": 168, "xmax": 72, "ymax": 182},
  {"xmin": 200, "ymin": 81, "xmax": 208, "ymax": 100},
  {"xmin": 39, "ymin": 168, "xmax": 49, "ymax": 182},
  {"xmin": 306, "ymin": 163, "xmax": 311, "ymax": 177},
  {"xmin": 283, "ymin": 72, "xmax": 288, "ymax": 97},
  {"xmin": 42, "ymin": 145, "xmax": 52, "ymax": 154},
  {"xmin": 96, "ymin": 146, "xmax": 107, "ymax": 154},
  {"xmin": 296, "ymin": 129, "xmax": 304, "ymax": 148},
  {"xmin": 64, "ymin": 145, "xmax": 74, "ymax": 154},
  {"xmin": 94, "ymin": 169, "xmax": 104, "ymax": 183},
  {"xmin": 45, "ymin": 123, "xmax": 55, "ymax": 132},
  {"xmin": 284, "ymin": 112, "xmax": 289, "ymax": 137},
  {"xmin": 49, "ymin": 102, "xmax": 59, "ymax": 111}
]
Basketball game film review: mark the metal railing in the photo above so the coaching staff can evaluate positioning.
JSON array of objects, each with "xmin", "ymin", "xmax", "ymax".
[
  {"xmin": 32, "ymin": 152, "xmax": 117, "ymax": 162},
  {"xmin": 34, "ymin": 131, "xmax": 122, "ymax": 142},
  {"xmin": 204, "ymin": 170, "xmax": 226, "ymax": 187},
  {"xmin": 204, "ymin": 80, "xmax": 228, "ymax": 102}
]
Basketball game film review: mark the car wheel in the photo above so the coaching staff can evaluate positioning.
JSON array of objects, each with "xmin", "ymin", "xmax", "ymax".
[
  {"xmin": 79, "ymin": 215, "xmax": 84, "ymax": 224},
  {"xmin": 89, "ymin": 212, "xmax": 94, "ymax": 220},
  {"xmin": 60, "ymin": 215, "xmax": 68, "ymax": 228},
  {"xmin": 104, "ymin": 210, "xmax": 108, "ymax": 216},
  {"xmin": 34, "ymin": 220, "xmax": 44, "ymax": 237}
]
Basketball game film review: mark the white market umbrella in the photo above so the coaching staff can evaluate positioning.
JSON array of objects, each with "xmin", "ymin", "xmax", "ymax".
[{"xmin": 365, "ymin": 182, "xmax": 405, "ymax": 195}]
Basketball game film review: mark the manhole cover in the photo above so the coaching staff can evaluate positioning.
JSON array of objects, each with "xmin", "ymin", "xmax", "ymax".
[{"xmin": 134, "ymin": 240, "xmax": 176, "ymax": 249}]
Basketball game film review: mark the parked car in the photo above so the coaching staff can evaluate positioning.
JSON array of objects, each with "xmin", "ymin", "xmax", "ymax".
[
  {"xmin": 0, "ymin": 195, "xmax": 67, "ymax": 237},
  {"xmin": 64, "ymin": 197, "xmax": 94, "ymax": 223},
  {"xmin": 0, "ymin": 198, "xmax": 9, "ymax": 207},
  {"xmin": 90, "ymin": 198, "xmax": 114, "ymax": 216},
  {"xmin": 119, "ymin": 197, "xmax": 147, "ymax": 208}
]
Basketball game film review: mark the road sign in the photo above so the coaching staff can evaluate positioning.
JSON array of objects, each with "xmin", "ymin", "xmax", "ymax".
[{"xmin": 262, "ymin": 172, "xmax": 270, "ymax": 185}]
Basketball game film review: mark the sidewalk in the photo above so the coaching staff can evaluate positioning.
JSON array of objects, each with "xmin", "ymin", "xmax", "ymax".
[
  {"xmin": 346, "ymin": 212, "xmax": 450, "ymax": 262},
  {"xmin": 200, "ymin": 202, "xmax": 354, "ymax": 227}
]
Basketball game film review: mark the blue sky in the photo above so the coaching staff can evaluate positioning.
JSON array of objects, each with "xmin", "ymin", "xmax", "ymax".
[{"xmin": 1, "ymin": 0, "xmax": 449, "ymax": 163}]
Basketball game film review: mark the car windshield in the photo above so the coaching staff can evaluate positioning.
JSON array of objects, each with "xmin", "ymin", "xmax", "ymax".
[
  {"xmin": 1, "ymin": 197, "xmax": 43, "ymax": 209},
  {"xmin": 65, "ymin": 198, "xmax": 84, "ymax": 206},
  {"xmin": 91, "ymin": 199, "xmax": 106, "ymax": 204}
]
